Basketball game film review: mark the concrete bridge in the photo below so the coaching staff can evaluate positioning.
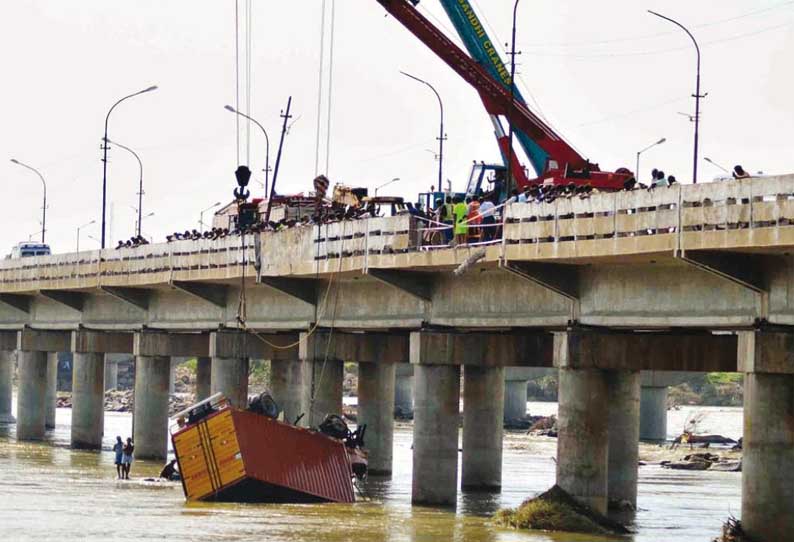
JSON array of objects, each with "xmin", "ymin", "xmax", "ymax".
[{"xmin": 2, "ymin": 175, "xmax": 794, "ymax": 540}]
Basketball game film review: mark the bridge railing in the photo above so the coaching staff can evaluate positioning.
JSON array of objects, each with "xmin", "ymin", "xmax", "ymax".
[{"xmin": 504, "ymin": 174, "xmax": 794, "ymax": 246}]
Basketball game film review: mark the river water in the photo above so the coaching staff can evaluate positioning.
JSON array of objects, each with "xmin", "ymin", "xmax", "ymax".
[{"xmin": 0, "ymin": 402, "xmax": 742, "ymax": 542}]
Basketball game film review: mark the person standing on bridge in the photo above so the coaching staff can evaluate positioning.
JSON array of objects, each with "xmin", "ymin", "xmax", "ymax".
[{"xmin": 453, "ymin": 195, "xmax": 469, "ymax": 245}]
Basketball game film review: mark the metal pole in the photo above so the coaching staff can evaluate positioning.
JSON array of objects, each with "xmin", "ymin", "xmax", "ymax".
[
  {"xmin": 225, "ymin": 106, "xmax": 271, "ymax": 198},
  {"xmin": 400, "ymin": 72, "xmax": 444, "ymax": 191},
  {"xmin": 104, "ymin": 138, "xmax": 143, "ymax": 237},
  {"xmin": 507, "ymin": 0, "xmax": 521, "ymax": 196},
  {"xmin": 635, "ymin": 138, "xmax": 666, "ymax": 184},
  {"xmin": 648, "ymin": 11, "xmax": 702, "ymax": 184},
  {"xmin": 101, "ymin": 85, "xmax": 158, "ymax": 248},
  {"xmin": 264, "ymin": 97, "xmax": 293, "ymax": 226},
  {"xmin": 10, "ymin": 159, "xmax": 47, "ymax": 243}
]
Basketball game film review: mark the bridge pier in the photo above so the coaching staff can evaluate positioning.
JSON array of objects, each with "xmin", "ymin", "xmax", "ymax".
[
  {"xmin": 211, "ymin": 357, "xmax": 249, "ymax": 409},
  {"xmin": 71, "ymin": 353, "xmax": 105, "ymax": 449},
  {"xmin": 413, "ymin": 362, "xmax": 460, "ymax": 506},
  {"xmin": 358, "ymin": 361, "xmax": 396, "ymax": 475},
  {"xmin": 104, "ymin": 357, "xmax": 118, "ymax": 391},
  {"xmin": 503, "ymin": 368, "xmax": 528, "ymax": 423},
  {"xmin": 45, "ymin": 353, "xmax": 58, "ymax": 429},
  {"xmin": 639, "ymin": 386, "xmax": 667, "ymax": 441},
  {"xmin": 739, "ymin": 331, "xmax": 794, "ymax": 542},
  {"xmin": 195, "ymin": 357, "xmax": 212, "ymax": 401},
  {"xmin": 271, "ymin": 359, "xmax": 309, "ymax": 425},
  {"xmin": 0, "ymin": 349, "xmax": 15, "ymax": 424},
  {"xmin": 16, "ymin": 350, "xmax": 48, "ymax": 440},
  {"xmin": 394, "ymin": 364, "xmax": 414, "ymax": 418},
  {"xmin": 462, "ymin": 365, "xmax": 504, "ymax": 491},
  {"xmin": 607, "ymin": 370, "xmax": 641, "ymax": 509}
]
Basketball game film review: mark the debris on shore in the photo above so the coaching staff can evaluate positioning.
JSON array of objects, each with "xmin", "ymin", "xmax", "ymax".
[
  {"xmin": 494, "ymin": 485, "xmax": 630, "ymax": 536},
  {"xmin": 56, "ymin": 390, "xmax": 193, "ymax": 417},
  {"xmin": 661, "ymin": 452, "xmax": 741, "ymax": 472},
  {"xmin": 526, "ymin": 415, "xmax": 557, "ymax": 437},
  {"xmin": 713, "ymin": 516, "xmax": 754, "ymax": 542}
]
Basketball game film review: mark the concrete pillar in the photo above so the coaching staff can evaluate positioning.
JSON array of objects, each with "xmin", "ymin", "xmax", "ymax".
[
  {"xmin": 308, "ymin": 359, "xmax": 343, "ymax": 427},
  {"xmin": 211, "ymin": 357, "xmax": 249, "ymax": 409},
  {"xmin": 0, "ymin": 350, "xmax": 15, "ymax": 423},
  {"xmin": 742, "ymin": 373, "xmax": 794, "ymax": 541},
  {"xmin": 133, "ymin": 356, "xmax": 170, "ymax": 460},
  {"xmin": 16, "ymin": 351, "xmax": 48, "ymax": 440},
  {"xmin": 607, "ymin": 370, "xmax": 641, "ymax": 509},
  {"xmin": 556, "ymin": 368, "xmax": 609, "ymax": 514},
  {"xmin": 271, "ymin": 359, "xmax": 309, "ymax": 426},
  {"xmin": 45, "ymin": 352, "xmax": 58, "ymax": 429},
  {"xmin": 195, "ymin": 357, "xmax": 212, "ymax": 401},
  {"xmin": 412, "ymin": 364, "xmax": 460, "ymax": 506},
  {"xmin": 639, "ymin": 386, "xmax": 668, "ymax": 441},
  {"xmin": 71, "ymin": 353, "xmax": 105, "ymax": 449},
  {"xmin": 357, "ymin": 362, "xmax": 396, "ymax": 475},
  {"xmin": 394, "ymin": 364, "xmax": 414, "ymax": 418},
  {"xmin": 169, "ymin": 359, "xmax": 177, "ymax": 395},
  {"xmin": 462, "ymin": 366, "xmax": 504, "ymax": 491},
  {"xmin": 503, "ymin": 379, "xmax": 527, "ymax": 422},
  {"xmin": 104, "ymin": 357, "xmax": 118, "ymax": 391}
]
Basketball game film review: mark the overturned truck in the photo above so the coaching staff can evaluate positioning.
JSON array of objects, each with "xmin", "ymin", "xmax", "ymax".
[{"xmin": 171, "ymin": 393, "xmax": 367, "ymax": 503}]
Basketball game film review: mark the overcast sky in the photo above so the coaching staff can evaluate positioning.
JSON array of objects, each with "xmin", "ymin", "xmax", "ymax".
[{"xmin": 1, "ymin": 0, "xmax": 792, "ymax": 254}]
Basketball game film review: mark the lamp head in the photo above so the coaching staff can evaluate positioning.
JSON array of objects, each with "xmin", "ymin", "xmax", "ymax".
[
  {"xmin": 704, "ymin": 157, "xmax": 713, "ymax": 163},
  {"xmin": 224, "ymin": 105, "xmax": 236, "ymax": 113},
  {"xmin": 10, "ymin": 158, "xmax": 19, "ymax": 164},
  {"xmin": 144, "ymin": 85, "xmax": 158, "ymax": 93},
  {"xmin": 657, "ymin": 138, "xmax": 667, "ymax": 144}
]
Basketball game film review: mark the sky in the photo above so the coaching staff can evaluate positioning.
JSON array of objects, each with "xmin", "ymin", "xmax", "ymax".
[{"xmin": 1, "ymin": 0, "xmax": 792, "ymax": 254}]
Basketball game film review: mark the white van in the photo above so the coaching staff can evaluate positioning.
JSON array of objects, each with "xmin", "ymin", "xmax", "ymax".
[{"xmin": 9, "ymin": 242, "xmax": 51, "ymax": 259}]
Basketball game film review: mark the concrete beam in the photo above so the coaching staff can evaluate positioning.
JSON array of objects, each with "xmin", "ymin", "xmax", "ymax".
[
  {"xmin": 501, "ymin": 261, "xmax": 579, "ymax": 300},
  {"xmin": 72, "ymin": 331, "xmax": 133, "ymax": 354},
  {"xmin": 39, "ymin": 290, "xmax": 85, "ymax": 312},
  {"xmin": 171, "ymin": 281, "xmax": 228, "ymax": 308},
  {"xmin": 738, "ymin": 329, "xmax": 794, "ymax": 374},
  {"xmin": 367, "ymin": 269, "xmax": 434, "ymax": 302},
  {"xmin": 0, "ymin": 294, "xmax": 32, "ymax": 314},
  {"xmin": 678, "ymin": 250, "xmax": 768, "ymax": 293},
  {"xmin": 410, "ymin": 331, "xmax": 553, "ymax": 367},
  {"xmin": 300, "ymin": 332, "xmax": 409, "ymax": 364},
  {"xmin": 554, "ymin": 330, "xmax": 737, "ymax": 372},
  {"xmin": 259, "ymin": 277, "xmax": 318, "ymax": 305},
  {"xmin": 17, "ymin": 329, "xmax": 71, "ymax": 353},
  {"xmin": 101, "ymin": 286, "xmax": 151, "ymax": 310},
  {"xmin": 133, "ymin": 332, "xmax": 209, "ymax": 358},
  {"xmin": 210, "ymin": 330, "xmax": 298, "ymax": 360}
]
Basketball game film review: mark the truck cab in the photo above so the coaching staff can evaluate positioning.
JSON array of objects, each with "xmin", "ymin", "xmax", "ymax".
[{"xmin": 9, "ymin": 242, "xmax": 51, "ymax": 259}]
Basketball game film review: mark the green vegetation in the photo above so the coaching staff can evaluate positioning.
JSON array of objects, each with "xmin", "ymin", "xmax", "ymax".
[
  {"xmin": 495, "ymin": 485, "xmax": 628, "ymax": 536},
  {"xmin": 182, "ymin": 358, "xmax": 197, "ymax": 372},
  {"xmin": 249, "ymin": 360, "xmax": 271, "ymax": 392}
]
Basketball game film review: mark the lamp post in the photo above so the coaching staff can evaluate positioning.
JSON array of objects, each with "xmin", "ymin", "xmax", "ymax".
[
  {"xmin": 375, "ymin": 177, "xmax": 400, "ymax": 197},
  {"xmin": 10, "ymin": 158, "xmax": 47, "ymax": 243},
  {"xmin": 635, "ymin": 138, "xmax": 667, "ymax": 183},
  {"xmin": 199, "ymin": 202, "xmax": 221, "ymax": 233},
  {"xmin": 224, "ymin": 105, "xmax": 271, "ymax": 197},
  {"xmin": 76, "ymin": 219, "xmax": 96, "ymax": 253},
  {"xmin": 401, "ymin": 71, "xmax": 445, "ymax": 192},
  {"xmin": 704, "ymin": 157, "xmax": 730, "ymax": 174},
  {"xmin": 101, "ymin": 85, "xmax": 158, "ymax": 248},
  {"xmin": 134, "ymin": 212, "xmax": 155, "ymax": 241},
  {"xmin": 104, "ymin": 137, "xmax": 144, "ymax": 237},
  {"xmin": 648, "ymin": 11, "xmax": 704, "ymax": 184}
]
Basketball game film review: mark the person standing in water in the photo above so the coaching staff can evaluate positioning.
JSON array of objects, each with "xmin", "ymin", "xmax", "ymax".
[
  {"xmin": 122, "ymin": 437, "xmax": 134, "ymax": 480},
  {"xmin": 112, "ymin": 436, "xmax": 124, "ymax": 479}
]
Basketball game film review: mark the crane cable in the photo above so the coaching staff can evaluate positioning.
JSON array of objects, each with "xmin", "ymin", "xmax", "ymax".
[
  {"xmin": 234, "ymin": 0, "xmax": 240, "ymax": 164},
  {"xmin": 324, "ymin": 0, "xmax": 336, "ymax": 177},
  {"xmin": 313, "ymin": 0, "xmax": 327, "ymax": 176}
]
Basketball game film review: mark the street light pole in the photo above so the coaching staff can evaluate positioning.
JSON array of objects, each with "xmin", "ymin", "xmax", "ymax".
[
  {"xmin": 199, "ymin": 202, "xmax": 221, "ymax": 233},
  {"xmin": 648, "ymin": 11, "xmax": 704, "ymax": 184},
  {"xmin": 375, "ymin": 177, "xmax": 400, "ymax": 197},
  {"xmin": 136, "ymin": 212, "xmax": 154, "ymax": 241},
  {"xmin": 104, "ymin": 137, "xmax": 143, "ymax": 237},
  {"xmin": 635, "ymin": 138, "xmax": 667, "ymax": 183},
  {"xmin": 401, "ymin": 71, "xmax": 445, "ymax": 191},
  {"xmin": 76, "ymin": 219, "xmax": 96, "ymax": 253},
  {"xmin": 224, "ymin": 106, "xmax": 271, "ymax": 198},
  {"xmin": 10, "ymin": 158, "xmax": 47, "ymax": 243},
  {"xmin": 101, "ymin": 85, "xmax": 158, "ymax": 249}
]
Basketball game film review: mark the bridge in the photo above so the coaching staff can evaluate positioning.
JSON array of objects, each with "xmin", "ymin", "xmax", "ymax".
[{"xmin": 2, "ymin": 175, "xmax": 794, "ymax": 540}]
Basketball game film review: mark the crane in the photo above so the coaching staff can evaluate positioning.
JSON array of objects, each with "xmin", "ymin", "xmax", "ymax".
[{"xmin": 378, "ymin": 0, "xmax": 633, "ymax": 199}]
